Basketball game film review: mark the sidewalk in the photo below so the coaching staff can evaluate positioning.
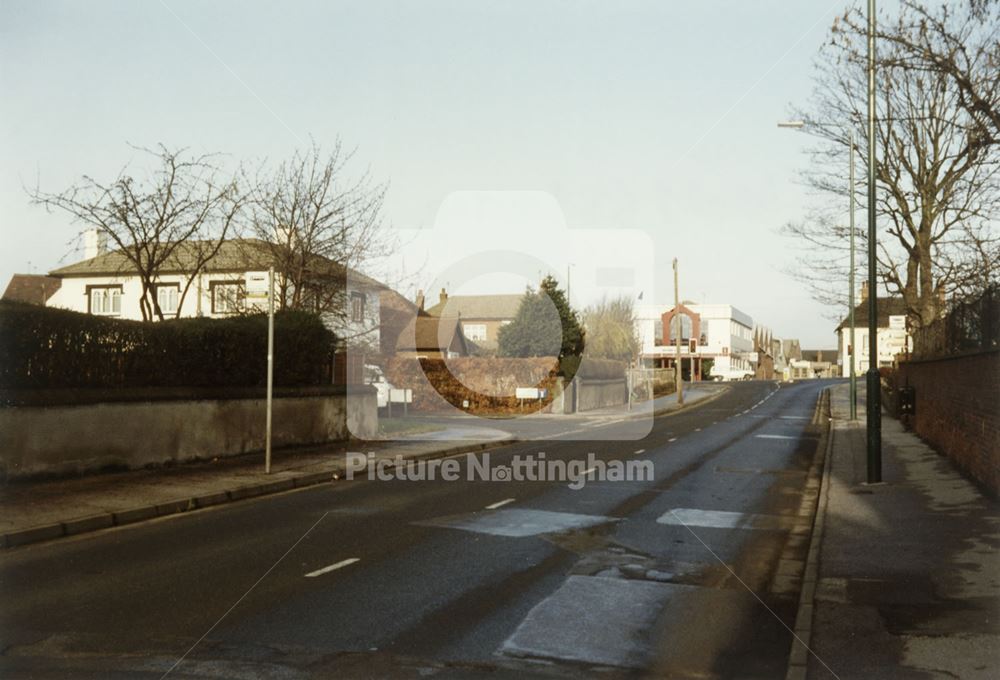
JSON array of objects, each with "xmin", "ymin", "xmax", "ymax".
[
  {"xmin": 0, "ymin": 429, "xmax": 510, "ymax": 550},
  {"xmin": 795, "ymin": 383, "xmax": 1000, "ymax": 679}
]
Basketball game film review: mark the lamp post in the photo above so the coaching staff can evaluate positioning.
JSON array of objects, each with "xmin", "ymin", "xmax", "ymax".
[
  {"xmin": 777, "ymin": 121, "xmax": 858, "ymax": 420},
  {"xmin": 865, "ymin": 0, "xmax": 882, "ymax": 483}
]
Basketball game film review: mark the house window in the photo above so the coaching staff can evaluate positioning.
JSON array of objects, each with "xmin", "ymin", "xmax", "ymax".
[
  {"xmin": 350, "ymin": 292, "xmax": 366, "ymax": 323},
  {"xmin": 156, "ymin": 284, "xmax": 180, "ymax": 316},
  {"xmin": 463, "ymin": 323, "xmax": 487, "ymax": 341},
  {"xmin": 88, "ymin": 286, "xmax": 122, "ymax": 316},
  {"xmin": 210, "ymin": 281, "xmax": 245, "ymax": 314}
]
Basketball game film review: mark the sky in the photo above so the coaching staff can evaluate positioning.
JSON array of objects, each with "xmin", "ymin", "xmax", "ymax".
[{"xmin": 0, "ymin": 0, "xmax": 873, "ymax": 348}]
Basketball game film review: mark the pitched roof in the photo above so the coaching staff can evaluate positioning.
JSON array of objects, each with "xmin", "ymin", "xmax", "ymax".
[
  {"xmin": 425, "ymin": 294, "xmax": 524, "ymax": 320},
  {"xmin": 47, "ymin": 238, "xmax": 385, "ymax": 289},
  {"xmin": 801, "ymin": 349, "xmax": 837, "ymax": 362},
  {"xmin": 2, "ymin": 274, "xmax": 61, "ymax": 305},
  {"xmin": 395, "ymin": 315, "xmax": 470, "ymax": 355},
  {"xmin": 836, "ymin": 297, "xmax": 909, "ymax": 330}
]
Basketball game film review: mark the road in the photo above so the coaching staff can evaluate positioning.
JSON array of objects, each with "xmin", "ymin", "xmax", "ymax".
[{"xmin": 0, "ymin": 380, "xmax": 834, "ymax": 679}]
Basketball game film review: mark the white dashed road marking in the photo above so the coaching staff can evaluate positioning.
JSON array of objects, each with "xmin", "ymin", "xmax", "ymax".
[
  {"xmin": 633, "ymin": 448, "xmax": 645, "ymax": 455},
  {"xmin": 305, "ymin": 558, "xmax": 360, "ymax": 578},
  {"xmin": 485, "ymin": 498, "xmax": 516, "ymax": 510},
  {"xmin": 755, "ymin": 434, "xmax": 796, "ymax": 440}
]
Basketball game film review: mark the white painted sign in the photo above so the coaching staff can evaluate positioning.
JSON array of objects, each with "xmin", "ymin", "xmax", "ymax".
[
  {"xmin": 245, "ymin": 270, "xmax": 271, "ymax": 299},
  {"xmin": 889, "ymin": 315, "xmax": 906, "ymax": 330},
  {"xmin": 515, "ymin": 387, "xmax": 547, "ymax": 400},
  {"xmin": 389, "ymin": 388, "xmax": 413, "ymax": 404}
]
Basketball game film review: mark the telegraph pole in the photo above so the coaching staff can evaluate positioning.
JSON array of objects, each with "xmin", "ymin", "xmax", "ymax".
[
  {"xmin": 865, "ymin": 0, "xmax": 882, "ymax": 482},
  {"xmin": 673, "ymin": 258, "xmax": 683, "ymax": 405}
]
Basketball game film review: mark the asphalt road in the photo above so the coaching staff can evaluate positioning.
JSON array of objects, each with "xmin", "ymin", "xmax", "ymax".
[{"xmin": 0, "ymin": 380, "xmax": 835, "ymax": 679}]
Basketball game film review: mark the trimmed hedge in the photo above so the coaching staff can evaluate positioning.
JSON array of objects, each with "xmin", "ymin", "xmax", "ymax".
[{"xmin": 0, "ymin": 301, "xmax": 335, "ymax": 390}]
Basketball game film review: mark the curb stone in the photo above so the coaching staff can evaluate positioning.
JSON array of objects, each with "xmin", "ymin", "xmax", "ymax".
[
  {"xmin": 0, "ymin": 391, "xmax": 728, "ymax": 551},
  {"xmin": 785, "ymin": 387, "xmax": 836, "ymax": 680},
  {"xmin": 0, "ymin": 440, "xmax": 510, "ymax": 551}
]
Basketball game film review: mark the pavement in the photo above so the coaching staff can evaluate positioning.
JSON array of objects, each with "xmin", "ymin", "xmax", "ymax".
[
  {"xmin": 798, "ymin": 382, "xmax": 1000, "ymax": 679},
  {"xmin": 0, "ymin": 435, "xmax": 509, "ymax": 550}
]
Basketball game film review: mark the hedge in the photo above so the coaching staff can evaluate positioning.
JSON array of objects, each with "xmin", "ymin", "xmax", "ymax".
[{"xmin": 0, "ymin": 301, "xmax": 335, "ymax": 390}]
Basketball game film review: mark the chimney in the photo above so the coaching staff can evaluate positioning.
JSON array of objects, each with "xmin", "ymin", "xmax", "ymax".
[
  {"xmin": 439, "ymin": 287, "xmax": 448, "ymax": 305},
  {"xmin": 83, "ymin": 228, "xmax": 108, "ymax": 260},
  {"xmin": 415, "ymin": 289, "xmax": 425, "ymax": 312},
  {"xmin": 860, "ymin": 280, "xmax": 869, "ymax": 302}
]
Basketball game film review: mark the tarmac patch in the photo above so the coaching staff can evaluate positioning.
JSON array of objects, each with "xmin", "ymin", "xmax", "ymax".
[
  {"xmin": 414, "ymin": 508, "xmax": 615, "ymax": 537},
  {"xmin": 501, "ymin": 575, "xmax": 693, "ymax": 668}
]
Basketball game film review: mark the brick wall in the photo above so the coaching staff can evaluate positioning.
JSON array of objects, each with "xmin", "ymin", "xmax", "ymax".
[
  {"xmin": 895, "ymin": 351, "xmax": 1000, "ymax": 495},
  {"xmin": 385, "ymin": 356, "xmax": 559, "ymax": 414}
]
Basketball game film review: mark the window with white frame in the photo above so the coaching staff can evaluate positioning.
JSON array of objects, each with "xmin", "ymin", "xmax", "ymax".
[
  {"xmin": 156, "ymin": 284, "xmax": 180, "ymax": 316},
  {"xmin": 463, "ymin": 323, "xmax": 487, "ymax": 341},
  {"xmin": 210, "ymin": 281, "xmax": 245, "ymax": 314},
  {"xmin": 89, "ymin": 286, "xmax": 122, "ymax": 316}
]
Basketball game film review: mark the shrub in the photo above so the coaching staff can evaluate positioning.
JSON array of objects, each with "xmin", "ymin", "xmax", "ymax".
[{"xmin": 0, "ymin": 301, "xmax": 335, "ymax": 390}]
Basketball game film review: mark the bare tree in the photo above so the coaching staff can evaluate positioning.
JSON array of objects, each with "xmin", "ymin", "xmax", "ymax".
[
  {"xmin": 876, "ymin": 1, "xmax": 1000, "ymax": 144},
  {"xmin": 31, "ymin": 145, "xmax": 242, "ymax": 321},
  {"xmin": 243, "ymin": 140, "xmax": 388, "ymax": 342},
  {"xmin": 782, "ymin": 1, "xmax": 1000, "ymax": 339}
]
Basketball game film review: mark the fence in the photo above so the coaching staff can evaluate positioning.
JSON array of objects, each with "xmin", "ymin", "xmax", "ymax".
[{"xmin": 912, "ymin": 284, "xmax": 999, "ymax": 359}]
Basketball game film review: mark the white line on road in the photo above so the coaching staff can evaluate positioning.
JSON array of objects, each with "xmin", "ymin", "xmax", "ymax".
[
  {"xmin": 755, "ymin": 434, "xmax": 796, "ymax": 440},
  {"xmin": 485, "ymin": 498, "xmax": 516, "ymax": 510},
  {"xmin": 694, "ymin": 428, "xmax": 701, "ymax": 432},
  {"xmin": 305, "ymin": 558, "xmax": 360, "ymax": 578},
  {"xmin": 633, "ymin": 448, "xmax": 645, "ymax": 455},
  {"xmin": 668, "ymin": 437, "xmax": 678, "ymax": 442}
]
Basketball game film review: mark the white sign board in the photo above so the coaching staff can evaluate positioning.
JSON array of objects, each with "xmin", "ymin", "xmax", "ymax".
[
  {"xmin": 389, "ymin": 388, "xmax": 413, "ymax": 404},
  {"xmin": 515, "ymin": 387, "xmax": 546, "ymax": 400},
  {"xmin": 245, "ymin": 271, "xmax": 271, "ymax": 298},
  {"xmin": 889, "ymin": 315, "xmax": 906, "ymax": 330}
]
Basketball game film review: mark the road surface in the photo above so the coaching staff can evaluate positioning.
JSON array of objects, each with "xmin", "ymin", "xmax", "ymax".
[{"xmin": 0, "ymin": 380, "xmax": 834, "ymax": 679}]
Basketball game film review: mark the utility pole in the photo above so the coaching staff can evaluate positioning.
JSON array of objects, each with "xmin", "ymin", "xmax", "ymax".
[
  {"xmin": 673, "ymin": 258, "xmax": 683, "ymax": 405},
  {"xmin": 865, "ymin": 0, "xmax": 882, "ymax": 482},
  {"xmin": 849, "ymin": 130, "xmax": 858, "ymax": 421}
]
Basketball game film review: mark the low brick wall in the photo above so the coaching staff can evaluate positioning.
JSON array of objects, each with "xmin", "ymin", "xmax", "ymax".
[
  {"xmin": 385, "ymin": 357, "xmax": 559, "ymax": 414},
  {"xmin": 0, "ymin": 387, "xmax": 377, "ymax": 480},
  {"xmin": 894, "ymin": 351, "xmax": 1000, "ymax": 495}
]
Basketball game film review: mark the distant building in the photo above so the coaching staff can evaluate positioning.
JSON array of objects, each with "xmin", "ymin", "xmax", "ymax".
[
  {"xmin": 836, "ymin": 282, "xmax": 912, "ymax": 373},
  {"xmin": 635, "ymin": 302, "xmax": 756, "ymax": 381},
  {"xmin": 801, "ymin": 349, "xmax": 838, "ymax": 379},
  {"xmin": 394, "ymin": 315, "xmax": 471, "ymax": 359},
  {"xmin": 424, "ymin": 288, "xmax": 523, "ymax": 351}
]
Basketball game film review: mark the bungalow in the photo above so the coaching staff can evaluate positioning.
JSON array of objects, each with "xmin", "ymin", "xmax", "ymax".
[{"xmin": 42, "ymin": 229, "xmax": 385, "ymax": 349}]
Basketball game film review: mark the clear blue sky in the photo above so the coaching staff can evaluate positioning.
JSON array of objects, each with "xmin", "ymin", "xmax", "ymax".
[{"xmin": 1, "ymin": 0, "xmax": 871, "ymax": 348}]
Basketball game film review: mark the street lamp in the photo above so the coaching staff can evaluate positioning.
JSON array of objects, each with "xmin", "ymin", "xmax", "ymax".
[
  {"xmin": 778, "ymin": 120, "xmax": 858, "ymax": 421},
  {"xmin": 865, "ymin": 0, "xmax": 882, "ymax": 483},
  {"xmin": 775, "ymin": 0, "xmax": 881, "ymax": 484}
]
